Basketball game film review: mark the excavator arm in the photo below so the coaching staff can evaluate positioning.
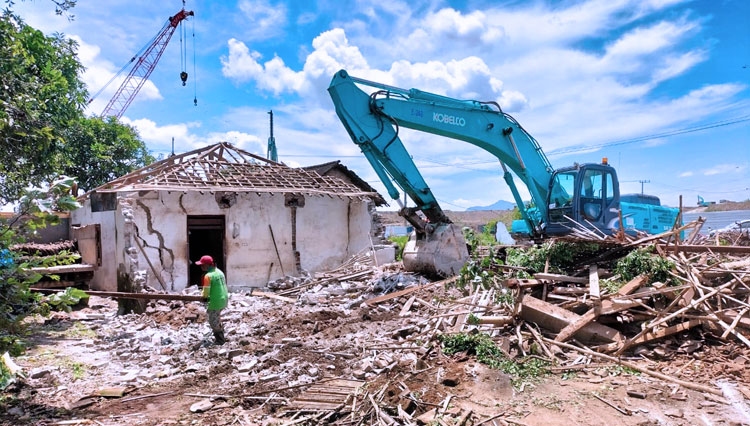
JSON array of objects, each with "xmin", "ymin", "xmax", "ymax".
[
  {"xmin": 328, "ymin": 70, "xmax": 679, "ymax": 276},
  {"xmin": 328, "ymin": 69, "xmax": 555, "ymax": 235}
]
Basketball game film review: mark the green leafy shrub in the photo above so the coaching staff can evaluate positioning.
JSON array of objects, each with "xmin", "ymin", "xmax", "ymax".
[
  {"xmin": 614, "ymin": 246, "xmax": 674, "ymax": 283},
  {"xmin": 45, "ymin": 287, "xmax": 89, "ymax": 312},
  {"xmin": 0, "ymin": 357, "xmax": 13, "ymax": 390},
  {"xmin": 439, "ymin": 332, "xmax": 548, "ymax": 386},
  {"xmin": 505, "ymin": 240, "xmax": 601, "ymax": 275},
  {"xmin": 456, "ymin": 246, "xmax": 501, "ymax": 290},
  {"xmin": 0, "ymin": 178, "xmax": 80, "ymax": 354},
  {"xmin": 467, "ymin": 313, "xmax": 480, "ymax": 325}
]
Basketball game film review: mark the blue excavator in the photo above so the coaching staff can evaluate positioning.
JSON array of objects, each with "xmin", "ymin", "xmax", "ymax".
[{"xmin": 328, "ymin": 70, "xmax": 679, "ymax": 276}]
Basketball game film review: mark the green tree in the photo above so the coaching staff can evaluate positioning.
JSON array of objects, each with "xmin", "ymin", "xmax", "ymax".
[
  {"xmin": 62, "ymin": 117, "xmax": 154, "ymax": 191},
  {"xmin": 0, "ymin": 178, "xmax": 80, "ymax": 355},
  {"xmin": 0, "ymin": 11, "xmax": 87, "ymax": 204},
  {"xmin": 4, "ymin": 1, "xmax": 77, "ymax": 16}
]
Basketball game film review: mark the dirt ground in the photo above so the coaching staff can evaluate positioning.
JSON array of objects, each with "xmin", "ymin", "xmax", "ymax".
[{"xmin": 3, "ymin": 286, "xmax": 750, "ymax": 425}]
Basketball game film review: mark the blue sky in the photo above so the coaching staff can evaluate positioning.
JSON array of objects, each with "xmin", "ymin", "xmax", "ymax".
[{"xmin": 14, "ymin": 0, "xmax": 750, "ymax": 209}]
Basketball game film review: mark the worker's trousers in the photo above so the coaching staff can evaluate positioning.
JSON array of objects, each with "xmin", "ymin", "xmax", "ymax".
[{"xmin": 207, "ymin": 309, "xmax": 224, "ymax": 333}]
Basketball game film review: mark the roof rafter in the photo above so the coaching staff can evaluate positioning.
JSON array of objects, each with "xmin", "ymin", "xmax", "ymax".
[{"xmin": 79, "ymin": 142, "xmax": 380, "ymax": 201}]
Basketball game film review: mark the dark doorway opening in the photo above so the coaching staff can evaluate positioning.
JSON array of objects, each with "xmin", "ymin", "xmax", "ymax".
[{"xmin": 187, "ymin": 215, "xmax": 225, "ymax": 287}]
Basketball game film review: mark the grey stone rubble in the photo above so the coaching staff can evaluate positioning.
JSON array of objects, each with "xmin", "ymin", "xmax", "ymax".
[
  {"xmin": 30, "ymin": 260, "xmax": 428, "ymax": 395},
  {"xmin": 267, "ymin": 270, "xmax": 313, "ymax": 290}
]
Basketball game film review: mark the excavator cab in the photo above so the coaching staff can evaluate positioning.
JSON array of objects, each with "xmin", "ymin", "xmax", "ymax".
[{"xmin": 545, "ymin": 163, "xmax": 621, "ymax": 235}]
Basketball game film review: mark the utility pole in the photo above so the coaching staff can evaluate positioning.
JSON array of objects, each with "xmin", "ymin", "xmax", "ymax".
[
  {"xmin": 638, "ymin": 179, "xmax": 650, "ymax": 195},
  {"xmin": 267, "ymin": 110, "xmax": 278, "ymax": 162}
]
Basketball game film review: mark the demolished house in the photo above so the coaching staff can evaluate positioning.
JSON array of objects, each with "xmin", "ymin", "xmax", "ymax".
[{"xmin": 70, "ymin": 142, "xmax": 385, "ymax": 293}]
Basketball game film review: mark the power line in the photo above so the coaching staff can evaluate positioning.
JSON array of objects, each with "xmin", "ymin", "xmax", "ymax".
[
  {"xmin": 648, "ymin": 180, "xmax": 750, "ymax": 195},
  {"xmin": 436, "ymin": 197, "xmax": 472, "ymax": 210},
  {"xmin": 153, "ymin": 114, "xmax": 750, "ymax": 173},
  {"xmin": 279, "ymin": 113, "xmax": 750, "ymax": 170},
  {"xmin": 547, "ymin": 114, "xmax": 750, "ymax": 156}
]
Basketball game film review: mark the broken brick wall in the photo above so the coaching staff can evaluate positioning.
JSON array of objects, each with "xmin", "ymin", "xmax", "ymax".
[
  {"xmin": 69, "ymin": 199, "xmax": 118, "ymax": 292},
  {"xmin": 73, "ymin": 190, "xmax": 374, "ymax": 292}
]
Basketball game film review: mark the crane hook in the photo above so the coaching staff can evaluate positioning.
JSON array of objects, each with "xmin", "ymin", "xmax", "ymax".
[{"xmin": 180, "ymin": 71, "xmax": 188, "ymax": 86}]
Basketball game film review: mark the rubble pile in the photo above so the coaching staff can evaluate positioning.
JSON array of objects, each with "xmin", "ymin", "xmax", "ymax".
[
  {"xmin": 284, "ymin": 217, "xmax": 750, "ymax": 425},
  {"xmin": 4, "ymin": 223, "xmax": 750, "ymax": 425}
]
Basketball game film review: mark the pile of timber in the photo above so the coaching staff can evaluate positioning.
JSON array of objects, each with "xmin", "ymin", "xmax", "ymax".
[
  {"xmin": 358, "ymin": 217, "xmax": 750, "ymax": 398},
  {"xmin": 506, "ymin": 220, "xmax": 747, "ymax": 351},
  {"xmin": 276, "ymin": 249, "xmax": 382, "ymax": 297},
  {"xmin": 12, "ymin": 240, "xmax": 78, "ymax": 256}
]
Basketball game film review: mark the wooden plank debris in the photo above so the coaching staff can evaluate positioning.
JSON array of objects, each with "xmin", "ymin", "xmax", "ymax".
[
  {"xmin": 534, "ymin": 273, "xmax": 589, "ymax": 284},
  {"xmin": 589, "ymin": 265, "xmax": 600, "ymax": 299},
  {"xmin": 399, "ymin": 295, "xmax": 417, "ymax": 316},
  {"xmin": 31, "ymin": 289, "xmax": 204, "ymax": 302},
  {"xmin": 365, "ymin": 276, "xmax": 457, "ymax": 305},
  {"xmin": 287, "ymin": 379, "xmax": 364, "ymax": 412},
  {"xmin": 250, "ymin": 289, "xmax": 296, "ymax": 303},
  {"xmin": 520, "ymin": 295, "xmax": 623, "ymax": 343},
  {"xmin": 555, "ymin": 275, "xmax": 648, "ymax": 343},
  {"xmin": 657, "ymin": 244, "xmax": 750, "ymax": 254}
]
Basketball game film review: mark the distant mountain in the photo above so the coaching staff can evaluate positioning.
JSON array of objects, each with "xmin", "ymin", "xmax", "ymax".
[{"xmin": 467, "ymin": 200, "xmax": 516, "ymax": 211}]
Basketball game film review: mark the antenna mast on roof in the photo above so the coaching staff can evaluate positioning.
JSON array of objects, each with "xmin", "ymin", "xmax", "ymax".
[
  {"xmin": 171, "ymin": 137, "xmax": 175, "ymax": 157},
  {"xmin": 267, "ymin": 110, "xmax": 278, "ymax": 162}
]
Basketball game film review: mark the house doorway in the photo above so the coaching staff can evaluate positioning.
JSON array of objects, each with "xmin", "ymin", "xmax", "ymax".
[{"xmin": 187, "ymin": 215, "xmax": 225, "ymax": 287}]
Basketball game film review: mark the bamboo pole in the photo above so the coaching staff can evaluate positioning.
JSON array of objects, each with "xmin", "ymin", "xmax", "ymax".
[{"xmin": 542, "ymin": 337, "xmax": 723, "ymax": 396}]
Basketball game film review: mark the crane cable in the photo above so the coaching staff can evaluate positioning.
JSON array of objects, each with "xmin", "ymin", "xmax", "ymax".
[
  {"xmin": 179, "ymin": 20, "xmax": 183, "ymax": 73},
  {"xmin": 192, "ymin": 13, "xmax": 197, "ymax": 106}
]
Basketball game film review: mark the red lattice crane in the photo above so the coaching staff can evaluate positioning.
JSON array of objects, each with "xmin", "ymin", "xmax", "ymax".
[{"xmin": 90, "ymin": 7, "xmax": 195, "ymax": 119}]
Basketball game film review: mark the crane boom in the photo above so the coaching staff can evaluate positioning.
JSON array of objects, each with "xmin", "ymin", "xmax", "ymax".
[{"xmin": 100, "ymin": 8, "xmax": 194, "ymax": 119}]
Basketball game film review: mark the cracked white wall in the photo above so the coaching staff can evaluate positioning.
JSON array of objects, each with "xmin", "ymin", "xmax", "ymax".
[
  {"xmin": 73, "ymin": 190, "xmax": 373, "ymax": 292},
  {"xmin": 70, "ymin": 199, "xmax": 118, "ymax": 291}
]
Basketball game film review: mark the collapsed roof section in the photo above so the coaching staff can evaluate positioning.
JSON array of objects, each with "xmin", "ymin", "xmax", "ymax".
[{"xmin": 80, "ymin": 142, "xmax": 381, "ymax": 201}]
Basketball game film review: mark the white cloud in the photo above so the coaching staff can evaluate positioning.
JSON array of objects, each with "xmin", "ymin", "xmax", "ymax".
[
  {"xmin": 221, "ymin": 28, "xmax": 527, "ymax": 110},
  {"xmin": 120, "ymin": 117, "xmax": 199, "ymax": 149},
  {"xmin": 218, "ymin": 0, "xmax": 744, "ymax": 211},
  {"xmin": 120, "ymin": 117, "xmax": 264, "ymax": 155},
  {"xmin": 652, "ymin": 50, "xmax": 708, "ymax": 82},
  {"xmin": 221, "ymin": 38, "xmax": 306, "ymax": 94},
  {"xmin": 604, "ymin": 19, "xmax": 698, "ymax": 59},
  {"xmin": 237, "ymin": 0, "xmax": 288, "ymax": 40},
  {"xmin": 386, "ymin": 0, "xmax": 691, "ymax": 62},
  {"xmin": 679, "ymin": 171, "xmax": 693, "ymax": 177},
  {"xmin": 702, "ymin": 163, "xmax": 747, "ymax": 176}
]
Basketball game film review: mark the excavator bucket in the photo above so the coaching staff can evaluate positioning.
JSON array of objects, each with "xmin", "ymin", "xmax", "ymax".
[{"xmin": 402, "ymin": 224, "xmax": 469, "ymax": 277}]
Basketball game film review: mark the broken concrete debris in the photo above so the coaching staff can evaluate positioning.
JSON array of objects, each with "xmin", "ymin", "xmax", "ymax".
[{"xmin": 4, "ymin": 216, "xmax": 750, "ymax": 425}]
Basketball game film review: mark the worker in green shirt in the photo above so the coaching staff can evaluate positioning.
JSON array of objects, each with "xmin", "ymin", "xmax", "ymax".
[{"xmin": 195, "ymin": 255, "xmax": 228, "ymax": 345}]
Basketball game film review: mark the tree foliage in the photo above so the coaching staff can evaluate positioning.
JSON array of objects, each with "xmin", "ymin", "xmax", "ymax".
[
  {"xmin": 62, "ymin": 117, "xmax": 154, "ymax": 191},
  {"xmin": 0, "ymin": 12, "xmax": 153, "ymax": 202},
  {"xmin": 4, "ymin": 1, "xmax": 77, "ymax": 17},
  {"xmin": 0, "ymin": 178, "xmax": 81, "ymax": 355},
  {"xmin": 0, "ymin": 11, "xmax": 87, "ymax": 204}
]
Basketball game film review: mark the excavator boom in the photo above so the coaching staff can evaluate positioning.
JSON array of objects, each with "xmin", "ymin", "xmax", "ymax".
[
  {"xmin": 328, "ymin": 69, "xmax": 678, "ymax": 276},
  {"xmin": 328, "ymin": 70, "xmax": 554, "ymax": 235}
]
